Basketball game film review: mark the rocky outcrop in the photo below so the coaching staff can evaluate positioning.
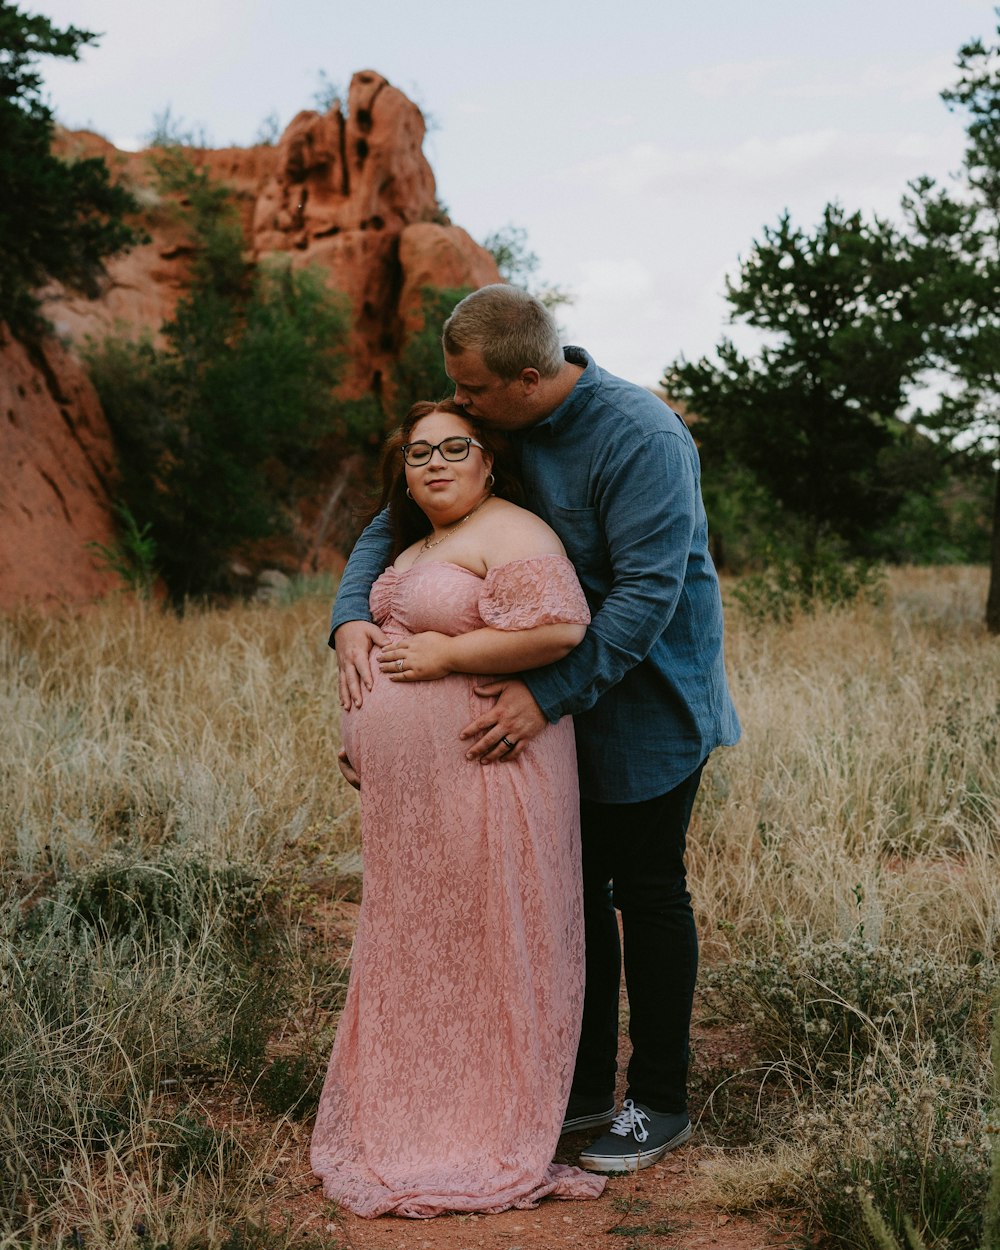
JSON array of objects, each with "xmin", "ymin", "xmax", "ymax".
[
  {"xmin": 397, "ymin": 223, "xmax": 502, "ymax": 336},
  {"xmin": 249, "ymin": 70, "xmax": 499, "ymax": 394},
  {"xmin": 8, "ymin": 71, "xmax": 499, "ymax": 608},
  {"xmin": 42, "ymin": 71, "xmax": 500, "ymax": 396},
  {"xmin": 254, "ymin": 72, "xmax": 438, "ymax": 248},
  {"xmin": 0, "ymin": 332, "xmax": 120, "ymax": 609}
]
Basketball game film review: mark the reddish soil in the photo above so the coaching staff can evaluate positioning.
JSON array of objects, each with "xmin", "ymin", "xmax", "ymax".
[{"xmin": 283, "ymin": 1142, "xmax": 796, "ymax": 1250}]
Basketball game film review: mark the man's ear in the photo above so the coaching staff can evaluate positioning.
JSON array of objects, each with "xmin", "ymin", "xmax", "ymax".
[{"xmin": 519, "ymin": 367, "xmax": 541, "ymax": 395}]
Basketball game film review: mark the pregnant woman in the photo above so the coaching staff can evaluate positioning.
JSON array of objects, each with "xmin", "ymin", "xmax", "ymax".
[{"xmin": 310, "ymin": 400, "xmax": 605, "ymax": 1218}]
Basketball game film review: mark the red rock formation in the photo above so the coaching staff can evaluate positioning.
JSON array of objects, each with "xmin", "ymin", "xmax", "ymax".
[
  {"xmin": 8, "ymin": 70, "xmax": 500, "ymax": 607},
  {"xmin": 0, "ymin": 332, "xmax": 120, "ymax": 609},
  {"xmin": 397, "ymin": 223, "xmax": 502, "ymax": 336},
  {"xmin": 252, "ymin": 70, "xmax": 497, "ymax": 394},
  {"xmin": 43, "ymin": 70, "xmax": 500, "ymax": 394},
  {"xmin": 42, "ymin": 130, "xmax": 280, "ymax": 348},
  {"xmin": 253, "ymin": 72, "xmax": 439, "ymax": 248}
]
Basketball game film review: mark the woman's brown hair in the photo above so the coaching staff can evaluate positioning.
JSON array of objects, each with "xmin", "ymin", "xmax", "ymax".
[{"xmin": 371, "ymin": 400, "xmax": 524, "ymax": 561}]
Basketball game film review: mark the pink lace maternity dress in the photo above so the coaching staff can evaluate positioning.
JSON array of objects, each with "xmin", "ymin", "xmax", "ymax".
[{"xmin": 310, "ymin": 555, "xmax": 606, "ymax": 1218}]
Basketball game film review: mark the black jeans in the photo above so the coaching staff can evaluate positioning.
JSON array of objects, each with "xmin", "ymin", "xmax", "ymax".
[{"xmin": 571, "ymin": 761, "xmax": 706, "ymax": 1114}]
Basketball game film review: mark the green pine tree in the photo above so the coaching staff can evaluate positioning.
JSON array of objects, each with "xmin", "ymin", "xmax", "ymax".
[{"xmin": 0, "ymin": 1, "xmax": 140, "ymax": 336}]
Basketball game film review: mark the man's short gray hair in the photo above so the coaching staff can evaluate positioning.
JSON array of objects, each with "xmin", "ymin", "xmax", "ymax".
[{"xmin": 442, "ymin": 285, "xmax": 564, "ymax": 380}]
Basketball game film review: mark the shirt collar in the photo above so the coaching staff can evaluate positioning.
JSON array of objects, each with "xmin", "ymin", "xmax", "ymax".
[{"xmin": 526, "ymin": 346, "xmax": 597, "ymax": 438}]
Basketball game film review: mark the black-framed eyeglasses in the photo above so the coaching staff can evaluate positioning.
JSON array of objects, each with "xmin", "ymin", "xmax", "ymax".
[{"xmin": 401, "ymin": 436, "xmax": 485, "ymax": 467}]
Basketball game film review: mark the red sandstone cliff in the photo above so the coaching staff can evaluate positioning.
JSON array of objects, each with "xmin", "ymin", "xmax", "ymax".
[
  {"xmin": 2, "ymin": 71, "xmax": 500, "ymax": 608},
  {"xmin": 0, "ymin": 333, "xmax": 120, "ymax": 609}
]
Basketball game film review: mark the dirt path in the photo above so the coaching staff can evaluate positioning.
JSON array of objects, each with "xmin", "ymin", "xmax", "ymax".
[
  {"xmin": 284, "ymin": 1127, "xmax": 794, "ymax": 1250},
  {"xmin": 320, "ymin": 1146, "xmax": 790, "ymax": 1250}
]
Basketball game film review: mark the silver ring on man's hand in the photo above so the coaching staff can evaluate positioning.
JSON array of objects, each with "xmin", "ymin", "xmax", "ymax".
[
  {"xmin": 396, "ymin": 659, "xmax": 404, "ymax": 672},
  {"xmin": 500, "ymin": 736, "xmax": 517, "ymax": 752}
]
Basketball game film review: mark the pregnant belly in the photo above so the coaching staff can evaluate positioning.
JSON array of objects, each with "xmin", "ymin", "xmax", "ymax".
[{"xmin": 341, "ymin": 664, "xmax": 494, "ymax": 785}]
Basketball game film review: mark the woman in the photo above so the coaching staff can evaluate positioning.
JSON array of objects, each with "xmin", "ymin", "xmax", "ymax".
[{"xmin": 310, "ymin": 400, "xmax": 605, "ymax": 1218}]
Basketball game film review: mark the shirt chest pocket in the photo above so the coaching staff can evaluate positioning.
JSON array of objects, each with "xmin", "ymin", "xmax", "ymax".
[{"xmin": 545, "ymin": 503, "xmax": 610, "ymax": 584}]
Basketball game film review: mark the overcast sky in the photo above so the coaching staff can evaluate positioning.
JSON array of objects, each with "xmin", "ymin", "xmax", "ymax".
[{"xmin": 38, "ymin": 0, "xmax": 996, "ymax": 387}]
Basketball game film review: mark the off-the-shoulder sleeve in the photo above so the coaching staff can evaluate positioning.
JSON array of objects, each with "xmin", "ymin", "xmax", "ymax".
[{"xmin": 479, "ymin": 554, "xmax": 591, "ymax": 631}]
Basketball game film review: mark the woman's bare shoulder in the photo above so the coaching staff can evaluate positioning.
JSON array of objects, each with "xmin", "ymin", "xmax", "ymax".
[{"xmin": 481, "ymin": 499, "xmax": 567, "ymax": 564}]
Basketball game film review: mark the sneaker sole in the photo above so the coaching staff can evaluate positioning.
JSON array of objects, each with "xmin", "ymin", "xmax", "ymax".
[
  {"xmin": 579, "ymin": 1120, "xmax": 692, "ymax": 1172},
  {"xmin": 560, "ymin": 1107, "xmax": 616, "ymax": 1134}
]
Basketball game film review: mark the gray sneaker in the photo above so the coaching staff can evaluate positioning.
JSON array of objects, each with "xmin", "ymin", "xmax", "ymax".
[
  {"xmin": 578, "ymin": 1098, "xmax": 692, "ymax": 1172},
  {"xmin": 560, "ymin": 1091, "xmax": 616, "ymax": 1134}
]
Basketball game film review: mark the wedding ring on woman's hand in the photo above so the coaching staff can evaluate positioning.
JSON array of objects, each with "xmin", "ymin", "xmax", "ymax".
[
  {"xmin": 396, "ymin": 659, "xmax": 404, "ymax": 672},
  {"xmin": 500, "ymin": 736, "xmax": 517, "ymax": 753}
]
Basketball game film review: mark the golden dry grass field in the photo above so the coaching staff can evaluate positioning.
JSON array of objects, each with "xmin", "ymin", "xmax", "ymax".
[{"xmin": 1, "ymin": 566, "xmax": 996, "ymax": 1249}]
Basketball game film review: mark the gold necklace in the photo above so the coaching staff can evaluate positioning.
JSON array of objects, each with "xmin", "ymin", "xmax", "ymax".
[{"xmin": 415, "ymin": 492, "xmax": 492, "ymax": 560}]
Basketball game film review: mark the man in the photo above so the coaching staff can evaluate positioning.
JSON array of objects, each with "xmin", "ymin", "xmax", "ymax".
[{"xmin": 331, "ymin": 284, "xmax": 740, "ymax": 1172}]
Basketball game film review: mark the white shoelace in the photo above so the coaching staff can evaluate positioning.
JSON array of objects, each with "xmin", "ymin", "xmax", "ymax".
[{"xmin": 609, "ymin": 1098, "xmax": 649, "ymax": 1142}]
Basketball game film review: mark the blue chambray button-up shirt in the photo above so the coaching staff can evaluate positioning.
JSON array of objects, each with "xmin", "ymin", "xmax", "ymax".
[{"xmin": 330, "ymin": 347, "xmax": 740, "ymax": 803}]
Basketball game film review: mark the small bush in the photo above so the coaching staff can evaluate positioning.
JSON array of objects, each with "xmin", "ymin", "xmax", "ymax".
[
  {"xmin": 0, "ymin": 848, "xmax": 296, "ymax": 1230},
  {"xmin": 702, "ymin": 934, "xmax": 990, "ymax": 1080},
  {"xmin": 702, "ymin": 937, "xmax": 995, "ymax": 1250},
  {"xmin": 164, "ymin": 1111, "xmax": 240, "ymax": 1179},
  {"xmin": 733, "ymin": 546, "xmax": 886, "ymax": 626},
  {"xmin": 799, "ymin": 1066, "xmax": 990, "ymax": 1250},
  {"xmin": 87, "ymin": 501, "xmax": 159, "ymax": 598},
  {"xmin": 254, "ymin": 1052, "xmax": 324, "ymax": 1119},
  {"xmin": 25, "ymin": 845, "xmax": 273, "ymax": 954}
]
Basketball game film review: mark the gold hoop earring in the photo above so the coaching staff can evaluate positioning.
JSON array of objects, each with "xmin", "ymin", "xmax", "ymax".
[
  {"xmin": 406, "ymin": 488, "xmax": 413, "ymax": 500},
  {"xmin": 486, "ymin": 473, "xmax": 495, "ymax": 489}
]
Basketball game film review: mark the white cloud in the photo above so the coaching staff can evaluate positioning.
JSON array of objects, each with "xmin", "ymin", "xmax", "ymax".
[
  {"xmin": 687, "ymin": 53, "xmax": 956, "ymax": 105},
  {"xmin": 686, "ymin": 58, "xmax": 791, "ymax": 98},
  {"xmin": 773, "ymin": 56, "xmax": 957, "ymax": 102},
  {"xmin": 560, "ymin": 122, "xmax": 962, "ymax": 220}
]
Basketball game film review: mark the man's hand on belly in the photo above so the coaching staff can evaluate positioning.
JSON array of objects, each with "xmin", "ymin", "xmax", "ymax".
[
  {"xmin": 460, "ymin": 679, "xmax": 548, "ymax": 763},
  {"xmin": 335, "ymin": 620, "xmax": 388, "ymax": 710},
  {"xmin": 337, "ymin": 747, "xmax": 361, "ymax": 790}
]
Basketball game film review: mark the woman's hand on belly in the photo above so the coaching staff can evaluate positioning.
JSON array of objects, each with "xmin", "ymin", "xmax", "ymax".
[{"xmin": 378, "ymin": 632, "xmax": 455, "ymax": 682}]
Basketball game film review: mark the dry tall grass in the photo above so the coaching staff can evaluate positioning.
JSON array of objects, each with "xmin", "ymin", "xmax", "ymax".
[
  {"xmin": 6, "ymin": 568, "xmax": 993, "ymax": 914},
  {"xmin": 695, "ymin": 565, "xmax": 998, "ymax": 964},
  {"xmin": 1, "ymin": 566, "xmax": 997, "ymax": 1248},
  {"xmin": 689, "ymin": 565, "xmax": 998, "ymax": 1246},
  {"xmin": 2, "ymin": 595, "xmax": 359, "ymax": 876},
  {"xmin": 2, "ymin": 592, "xmax": 358, "ymax": 1247}
]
